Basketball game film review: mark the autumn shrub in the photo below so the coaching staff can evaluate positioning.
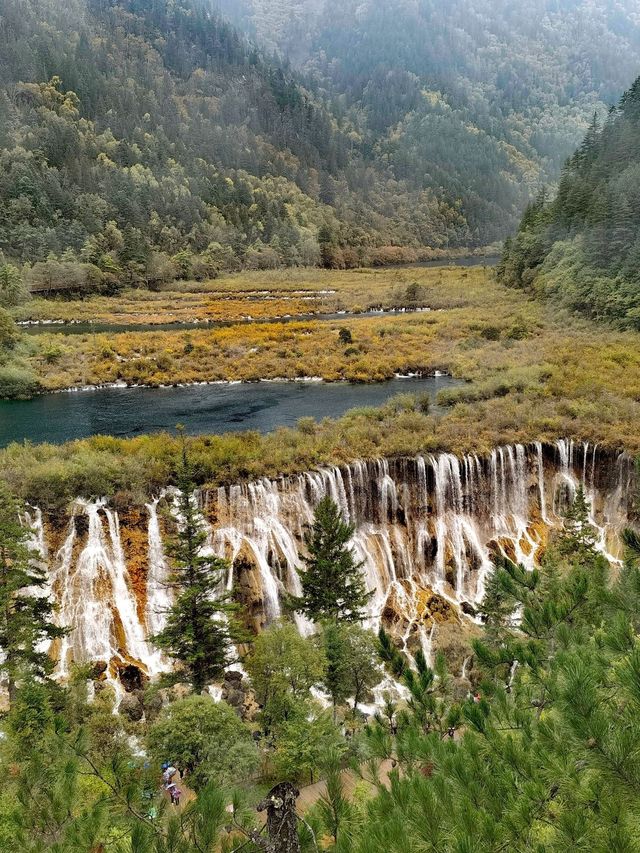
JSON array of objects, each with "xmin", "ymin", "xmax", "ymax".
[
  {"xmin": 480, "ymin": 325, "xmax": 502, "ymax": 340},
  {"xmin": 42, "ymin": 344, "xmax": 64, "ymax": 364},
  {"xmin": 297, "ymin": 417, "xmax": 317, "ymax": 435},
  {"xmin": 0, "ymin": 365, "xmax": 40, "ymax": 399},
  {"xmin": 367, "ymin": 246, "xmax": 418, "ymax": 266}
]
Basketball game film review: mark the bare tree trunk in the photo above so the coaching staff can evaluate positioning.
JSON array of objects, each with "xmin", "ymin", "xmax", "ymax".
[{"xmin": 257, "ymin": 782, "xmax": 301, "ymax": 853}]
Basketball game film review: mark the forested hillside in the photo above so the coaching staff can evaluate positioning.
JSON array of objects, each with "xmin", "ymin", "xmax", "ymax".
[
  {"xmin": 217, "ymin": 0, "xmax": 640, "ymax": 243},
  {"xmin": 498, "ymin": 76, "xmax": 640, "ymax": 329},
  {"xmin": 0, "ymin": 0, "xmax": 469, "ymax": 295},
  {"xmin": 3, "ymin": 0, "xmax": 640, "ymax": 295}
]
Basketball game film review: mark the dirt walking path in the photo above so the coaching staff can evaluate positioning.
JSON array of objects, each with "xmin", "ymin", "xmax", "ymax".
[{"xmin": 296, "ymin": 759, "xmax": 395, "ymax": 813}]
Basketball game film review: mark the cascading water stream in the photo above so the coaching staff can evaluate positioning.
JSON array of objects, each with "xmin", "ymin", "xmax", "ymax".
[
  {"xmin": 50, "ymin": 501, "xmax": 159, "ymax": 682},
  {"xmin": 145, "ymin": 499, "xmax": 171, "ymax": 637},
  {"xmin": 26, "ymin": 441, "xmax": 635, "ymax": 684}
]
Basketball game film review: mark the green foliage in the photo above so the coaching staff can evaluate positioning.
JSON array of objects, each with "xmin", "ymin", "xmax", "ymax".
[
  {"xmin": 395, "ymin": 281, "xmax": 426, "ymax": 309},
  {"xmin": 293, "ymin": 496, "xmax": 372, "ymax": 624},
  {"xmin": 274, "ymin": 704, "xmax": 345, "ymax": 784},
  {"xmin": 5, "ymin": 712, "xmax": 246, "ymax": 851},
  {"xmin": 436, "ymin": 366, "xmax": 550, "ymax": 407},
  {"xmin": 151, "ymin": 440, "xmax": 239, "ymax": 692},
  {"xmin": 0, "ymin": 484, "xmax": 65, "ymax": 703},
  {"xmin": 146, "ymin": 695, "xmax": 259, "ymax": 792},
  {"xmin": 377, "ymin": 627, "xmax": 406, "ymax": 679},
  {"xmin": 322, "ymin": 622, "xmax": 352, "ymax": 714},
  {"xmin": 560, "ymin": 484, "xmax": 598, "ymax": 561},
  {"xmin": 245, "ymin": 619, "xmax": 326, "ymax": 731},
  {"xmin": 321, "ymin": 623, "xmax": 382, "ymax": 716},
  {"xmin": 314, "ymin": 749, "xmax": 358, "ymax": 848},
  {"xmin": 0, "ymin": 308, "xmax": 18, "ymax": 351},
  {"xmin": 0, "ymin": 365, "xmax": 40, "ymax": 400},
  {"xmin": 0, "ymin": 263, "xmax": 26, "ymax": 307},
  {"xmin": 500, "ymin": 74, "xmax": 640, "ymax": 328},
  {"xmin": 6, "ymin": 680, "xmax": 54, "ymax": 754}
]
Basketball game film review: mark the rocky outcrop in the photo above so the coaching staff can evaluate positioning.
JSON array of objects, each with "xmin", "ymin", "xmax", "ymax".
[{"xmin": 119, "ymin": 692, "xmax": 144, "ymax": 722}]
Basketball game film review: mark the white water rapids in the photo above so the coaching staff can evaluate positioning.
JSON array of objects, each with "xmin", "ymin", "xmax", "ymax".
[{"xmin": 27, "ymin": 440, "xmax": 636, "ymax": 682}]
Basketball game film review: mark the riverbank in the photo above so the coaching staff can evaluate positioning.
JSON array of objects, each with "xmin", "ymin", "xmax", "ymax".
[
  {"xmin": 4, "ymin": 264, "xmax": 639, "ymax": 407},
  {"xmin": 10, "ymin": 260, "xmax": 496, "ymax": 327},
  {"xmin": 1, "ymin": 263, "xmax": 639, "ymax": 509},
  {"xmin": 17, "ymin": 307, "xmax": 435, "ymax": 335},
  {"xmin": 0, "ymin": 265, "xmax": 547, "ymax": 394}
]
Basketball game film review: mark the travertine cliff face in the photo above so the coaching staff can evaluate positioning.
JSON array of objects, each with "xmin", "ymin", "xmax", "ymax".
[{"xmin": 30, "ymin": 440, "xmax": 637, "ymax": 688}]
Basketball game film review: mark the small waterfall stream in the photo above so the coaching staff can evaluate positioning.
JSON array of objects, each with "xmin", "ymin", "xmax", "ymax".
[{"xmin": 28, "ymin": 441, "xmax": 636, "ymax": 682}]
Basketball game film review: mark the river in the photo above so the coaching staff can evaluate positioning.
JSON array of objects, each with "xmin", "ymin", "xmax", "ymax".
[
  {"xmin": 19, "ymin": 308, "xmax": 433, "ymax": 337},
  {"xmin": 0, "ymin": 375, "xmax": 459, "ymax": 447}
]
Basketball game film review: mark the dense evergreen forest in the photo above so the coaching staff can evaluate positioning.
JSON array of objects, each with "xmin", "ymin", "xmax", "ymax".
[
  {"xmin": 0, "ymin": 0, "xmax": 471, "ymax": 295},
  {"xmin": 499, "ymin": 76, "xmax": 640, "ymax": 329},
  {"xmin": 216, "ymin": 0, "xmax": 640, "ymax": 244},
  {"xmin": 3, "ymin": 0, "xmax": 640, "ymax": 296}
]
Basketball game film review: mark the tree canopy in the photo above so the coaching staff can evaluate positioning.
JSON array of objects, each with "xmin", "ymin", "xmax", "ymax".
[{"xmin": 499, "ymin": 75, "xmax": 640, "ymax": 329}]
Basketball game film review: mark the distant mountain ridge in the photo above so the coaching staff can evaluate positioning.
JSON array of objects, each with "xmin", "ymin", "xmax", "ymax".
[
  {"xmin": 216, "ymin": 0, "xmax": 640, "ymax": 243},
  {"xmin": 2, "ymin": 0, "xmax": 640, "ymax": 289}
]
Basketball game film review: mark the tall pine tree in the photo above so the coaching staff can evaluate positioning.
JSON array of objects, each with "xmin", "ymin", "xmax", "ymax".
[
  {"xmin": 561, "ymin": 484, "xmax": 598, "ymax": 561},
  {"xmin": 0, "ymin": 485, "xmax": 64, "ymax": 705},
  {"xmin": 151, "ymin": 439, "xmax": 238, "ymax": 693},
  {"xmin": 293, "ymin": 496, "xmax": 371, "ymax": 625}
]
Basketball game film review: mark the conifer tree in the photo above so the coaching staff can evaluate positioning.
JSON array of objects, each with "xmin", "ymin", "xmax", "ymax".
[
  {"xmin": 377, "ymin": 626, "xmax": 406, "ymax": 678},
  {"xmin": 561, "ymin": 484, "xmax": 597, "ymax": 560},
  {"xmin": 0, "ymin": 485, "xmax": 64, "ymax": 705},
  {"xmin": 321, "ymin": 623, "xmax": 351, "ymax": 719},
  {"xmin": 292, "ymin": 496, "xmax": 371, "ymax": 625},
  {"xmin": 151, "ymin": 439, "xmax": 238, "ymax": 693}
]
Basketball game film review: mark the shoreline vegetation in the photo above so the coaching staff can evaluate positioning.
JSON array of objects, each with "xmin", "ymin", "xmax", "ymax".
[
  {"xmin": 9, "ymin": 255, "xmax": 495, "ymax": 326},
  {"xmin": 2, "ymin": 263, "xmax": 639, "ymax": 507},
  {"xmin": 499, "ymin": 75, "xmax": 640, "ymax": 331},
  {"xmin": 0, "ymin": 405, "xmax": 634, "ymax": 512},
  {"xmin": 39, "ymin": 371, "xmax": 444, "ymax": 395},
  {"xmin": 3, "ymin": 264, "xmax": 638, "ymax": 398}
]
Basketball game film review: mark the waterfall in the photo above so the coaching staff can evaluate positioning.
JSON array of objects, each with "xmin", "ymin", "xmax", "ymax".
[
  {"xmin": 51, "ymin": 500, "xmax": 157, "ymax": 679},
  {"xmin": 535, "ymin": 442, "xmax": 549, "ymax": 523},
  {"xmin": 24, "ymin": 506, "xmax": 48, "ymax": 562},
  {"xmin": 31, "ymin": 441, "xmax": 635, "ymax": 680},
  {"xmin": 145, "ymin": 499, "xmax": 171, "ymax": 638}
]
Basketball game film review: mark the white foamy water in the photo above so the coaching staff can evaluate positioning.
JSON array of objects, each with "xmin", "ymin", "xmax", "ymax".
[{"xmin": 27, "ymin": 442, "xmax": 635, "ymax": 684}]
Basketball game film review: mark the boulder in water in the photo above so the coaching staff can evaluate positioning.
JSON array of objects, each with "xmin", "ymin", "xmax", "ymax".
[
  {"xmin": 118, "ymin": 663, "xmax": 147, "ymax": 693},
  {"xmin": 119, "ymin": 692, "xmax": 144, "ymax": 722},
  {"xmin": 460, "ymin": 600, "xmax": 477, "ymax": 617}
]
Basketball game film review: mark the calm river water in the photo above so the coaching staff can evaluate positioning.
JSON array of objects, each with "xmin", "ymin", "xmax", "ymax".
[{"xmin": 0, "ymin": 375, "xmax": 459, "ymax": 447}]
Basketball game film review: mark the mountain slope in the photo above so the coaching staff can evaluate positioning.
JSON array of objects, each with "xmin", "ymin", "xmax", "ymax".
[
  {"xmin": 498, "ymin": 76, "xmax": 640, "ymax": 329},
  {"xmin": 0, "ymin": 0, "xmax": 469, "ymax": 289},
  {"xmin": 216, "ymin": 0, "xmax": 640, "ymax": 242}
]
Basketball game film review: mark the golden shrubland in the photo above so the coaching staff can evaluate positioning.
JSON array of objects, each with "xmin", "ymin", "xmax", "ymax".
[{"xmin": 2, "ymin": 265, "xmax": 639, "ymax": 506}]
